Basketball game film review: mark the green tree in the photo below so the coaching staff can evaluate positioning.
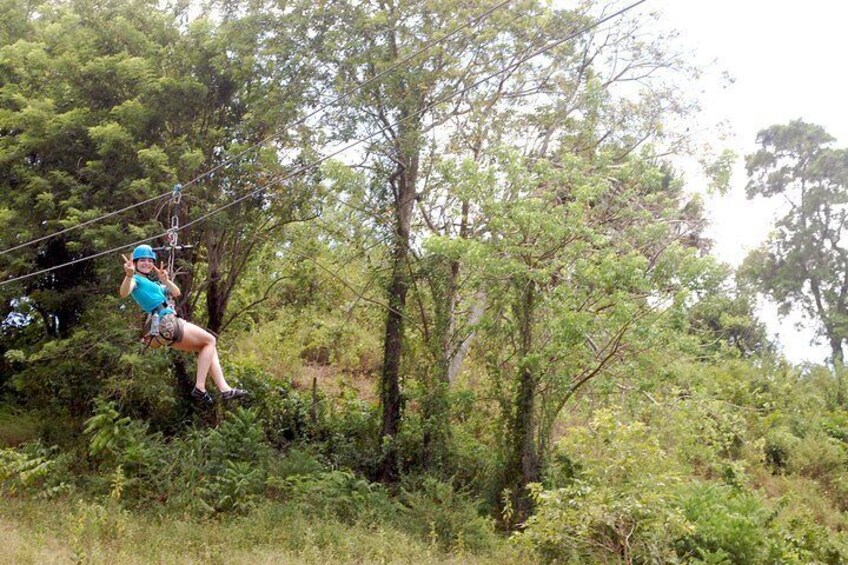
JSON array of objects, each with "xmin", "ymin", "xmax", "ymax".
[
  {"xmin": 319, "ymin": 0, "xmax": 549, "ymax": 480},
  {"xmin": 321, "ymin": 0, "xmax": 702, "ymax": 481},
  {"xmin": 685, "ymin": 277, "xmax": 773, "ymax": 359},
  {"xmin": 404, "ymin": 2, "xmax": 705, "ymax": 517},
  {"xmin": 166, "ymin": 0, "xmax": 324, "ymax": 334},
  {"xmin": 420, "ymin": 142, "xmax": 709, "ymax": 524},
  {"xmin": 743, "ymin": 120, "xmax": 848, "ymax": 366},
  {"xmin": 0, "ymin": 0, "xmax": 316, "ymax": 426}
]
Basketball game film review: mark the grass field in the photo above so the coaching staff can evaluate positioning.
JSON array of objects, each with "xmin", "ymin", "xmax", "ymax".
[{"xmin": 0, "ymin": 497, "xmax": 530, "ymax": 564}]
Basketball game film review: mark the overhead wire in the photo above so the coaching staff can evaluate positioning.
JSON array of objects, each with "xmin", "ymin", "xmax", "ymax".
[
  {"xmin": 0, "ymin": 0, "xmax": 512, "ymax": 258},
  {"xmin": 0, "ymin": 0, "xmax": 648, "ymax": 289},
  {"xmin": 0, "ymin": 192, "xmax": 172, "ymax": 257}
]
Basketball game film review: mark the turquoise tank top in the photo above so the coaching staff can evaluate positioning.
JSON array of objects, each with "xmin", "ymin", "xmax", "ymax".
[{"xmin": 130, "ymin": 274, "xmax": 175, "ymax": 316}]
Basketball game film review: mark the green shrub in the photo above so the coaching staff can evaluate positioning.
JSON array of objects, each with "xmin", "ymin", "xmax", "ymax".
[
  {"xmin": 269, "ymin": 469, "xmax": 395, "ymax": 523},
  {"xmin": 399, "ymin": 476, "xmax": 499, "ymax": 553},
  {"xmin": 0, "ymin": 441, "xmax": 73, "ymax": 498},
  {"xmin": 317, "ymin": 389, "xmax": 382, "ymax": 475},
  {"xmin": 84, "ymin": 400, "xmax": 159, "ymax": 467},
  {"xmin": 762, "ymin": 425, "xmax": 848, "ymax": 483},
  {"xmin": 6, "ymin": 309, "xmax": 174, "ymax": 442},
  {"xmin": 675, "ymin": 484, "xmax": 848, "ymax": 564},
  {"xmin": 444, "ymin": 422, "xmax": 500, "ymax": 497},
  {"xmin": 267, "ymin": 445, "xmax": 327, "ymax": 479},
  {"xmin": 82, "ymin": 399, "xmax": 164, "ymax": 502},
  {"xmin": 517, "ymin": 479, "xmax": 688, "ymax": 563},
  {"xmin": 516, "ymin": 409, "xmax": 690, "ymax": 563},
  {"xmin": 675, "ymin": 483, "xmax": 770, "ymax": 564},
  {"xmin": 174, "ymin": 407, "xmax": 271, "ymax": 514},
  {"xmin": 789, "ymin": 430, "xmax": 847, "ymax": 480},
  {"xmin": 203, "ymin": 459, "xmax": 265, "ymax": 514},
  {"xmin": 769, "ymin": 512, "xmax": 848, "ymax": 564},
  {"xmin": 763, "ymin": 426, "xmax": 798, "ymax": 474},
  {"xmin": 226, "ymin": 361, "xmax": 315, "ymax": 447}
]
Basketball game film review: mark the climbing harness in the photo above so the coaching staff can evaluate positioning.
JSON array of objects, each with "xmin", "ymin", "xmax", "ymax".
[{"xmin": 142, "ymin": 306, "xmax": 182, "ymax": 349}]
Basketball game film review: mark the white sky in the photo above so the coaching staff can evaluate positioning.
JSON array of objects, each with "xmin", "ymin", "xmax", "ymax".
[{"xmin": 645, "ymin": 0, "xmax": 848, "ymax": 363}]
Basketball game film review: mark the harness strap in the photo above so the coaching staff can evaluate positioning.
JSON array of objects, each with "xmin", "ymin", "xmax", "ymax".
[
  {"xmin": 141, "ymin": 309, "xmax": 178, "ymax": 352},
  {"xmin": 150, "ymin": 302, "xmax": 170, "ymax": 315},
  {"xmin": 142, "ymin": 333, "xmax": 176, "ymax": 353}
]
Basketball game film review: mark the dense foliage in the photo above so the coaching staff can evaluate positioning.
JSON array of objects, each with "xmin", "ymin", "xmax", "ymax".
[{"xmin": 1, "ymin": 1, "xmax": 846, "ymax": 563}]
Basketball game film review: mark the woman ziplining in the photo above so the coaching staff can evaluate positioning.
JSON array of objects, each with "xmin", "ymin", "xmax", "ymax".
[{"xmin": 119, "ymin": 244, "xmax": 247, "ymax": 406}]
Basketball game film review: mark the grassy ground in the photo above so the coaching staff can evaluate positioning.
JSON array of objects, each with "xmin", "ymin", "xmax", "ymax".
[{"xmin": 0, "ymin": 497, "xmax": 531, "ymax": 564}]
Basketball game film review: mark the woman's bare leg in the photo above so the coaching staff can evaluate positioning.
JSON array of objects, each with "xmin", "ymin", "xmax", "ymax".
[
  {"xmin": 171, "ymin": 322, "xmax": 232, "ymax": 392},
  {"xmin": 208, "ymin": 349, "xmax": 229, "ymax": 392}
]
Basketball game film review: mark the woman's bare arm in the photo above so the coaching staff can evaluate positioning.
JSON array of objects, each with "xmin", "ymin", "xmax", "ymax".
[{"xmin": 119, "ymin": 254, "xmax": 137, "ymax": 298}]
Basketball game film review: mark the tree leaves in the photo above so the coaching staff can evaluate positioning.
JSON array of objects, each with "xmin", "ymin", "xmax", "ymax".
[{"xmin": 743, "ymin": 120, "xmax": 848, "ymax": 363}]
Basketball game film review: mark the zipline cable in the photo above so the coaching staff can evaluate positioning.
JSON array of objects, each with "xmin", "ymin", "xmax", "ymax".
[
  {"xmin": 0, "ymin": 0, "xmax": 512, "ymax": 258},
  {"xmin": 0, "ymin": 0, "xmax": 648, "ymax": 289},
  {"xmin": 0, "ymin": 192, "xmax": 172, "ymax": 257}
]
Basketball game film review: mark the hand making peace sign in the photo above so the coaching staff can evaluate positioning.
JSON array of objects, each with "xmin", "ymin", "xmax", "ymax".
[
  {"xmin": 151, "ymin": 261, "xmax": 171, "ymax": 283},
  {"xmin": 121, "ymin": 254, "xmax": 135, "ymax": 277}
]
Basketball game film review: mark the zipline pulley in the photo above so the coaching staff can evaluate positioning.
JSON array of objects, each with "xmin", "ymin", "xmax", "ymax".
[{"xmin": 154, "ymin": 183, "xmax": 192, "ymax": 277}]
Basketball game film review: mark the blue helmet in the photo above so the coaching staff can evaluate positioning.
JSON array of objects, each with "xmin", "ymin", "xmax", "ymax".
[{"xmin": 132, "ymin": 244, "xmax": 157, "ymax": 261}]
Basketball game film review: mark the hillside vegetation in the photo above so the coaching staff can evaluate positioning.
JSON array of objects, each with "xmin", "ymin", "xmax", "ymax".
[{"xmin": 3, "ymin": 1, "xmax": 848, "ymax": 563}]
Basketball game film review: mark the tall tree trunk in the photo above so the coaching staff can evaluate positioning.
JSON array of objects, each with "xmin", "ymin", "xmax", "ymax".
[
  {"xmin": 206, "ymin": 277, "xmax": 225, "ymax": 334},
  {"xmin": 446, "ymin": 292, "xmax": 486, "ymax": 383},
  {"xmin": 421, "ymin": 358, "xmax": 450, "ymax": 471},
  {"xmin": 831, "ymin": 337, "xmax": 844, "ymax": 367},
  {"xmin": 422, "ymin": 199, "xmax": 477, "ymax": 468},
  {"xmin": 378, "ymin": 161, "xmax": 417, "ymax": 481},
  {"xmin": 421, "ymin": 256, "xmax": 454, "ymax": 471},
  {"xmin": 205, "ymin": 233, "xmax": 226, "ymax": 334},
  {"xmin": 831, "ymin": 336, "xmax": 845, "ymax": 406},
  {"xmin": 503, "ymin": 278, "xmax": 539, "ymax": 526},
  {"xmin": 379, "ymin": 251, "xmax": 407, "ymax": 478}
]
